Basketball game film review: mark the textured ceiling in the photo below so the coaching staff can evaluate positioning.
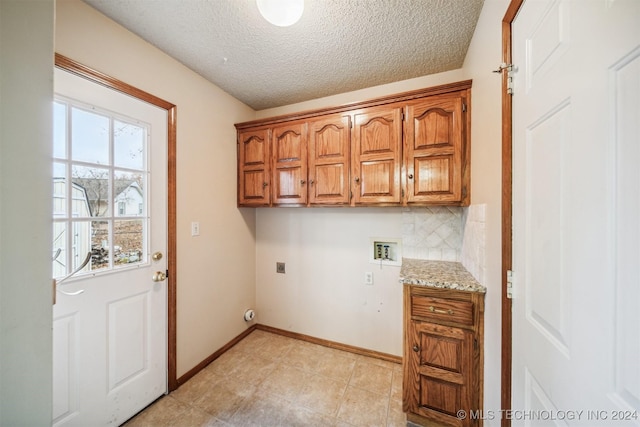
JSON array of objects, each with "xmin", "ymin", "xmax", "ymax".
[{"xmin": 83, "ymin": 0, "xmax": 484, "ymax": 110}]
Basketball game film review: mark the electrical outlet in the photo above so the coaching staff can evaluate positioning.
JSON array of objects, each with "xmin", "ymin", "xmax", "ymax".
[
  {"xmin": 364, "ymin": 271, "xmax": 373, "ymax": 285},
  {"xmin": 276, "ymin": 262, "xmax": 285, "ymax": 274}
]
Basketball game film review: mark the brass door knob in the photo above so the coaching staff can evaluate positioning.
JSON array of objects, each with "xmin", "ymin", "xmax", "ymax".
[
  {"xmin": 152, "ymin": 271, "xmax": 167, "ymax": 282},
  {"xmin": 413, "ymin": 345, "xmax": 420, "ymax": 352}
]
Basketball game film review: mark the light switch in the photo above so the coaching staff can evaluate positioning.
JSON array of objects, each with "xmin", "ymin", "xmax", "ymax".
[{"xmin": 191, "ymin": 221, "xmax": 200, "ymax": 236}]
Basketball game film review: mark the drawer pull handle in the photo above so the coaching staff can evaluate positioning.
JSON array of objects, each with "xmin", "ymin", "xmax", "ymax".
[
  {"xmin": 412, "ymin": 345, "xmax": 420, "ymax": 352},
  {"xmin": 429, "ymin": 306, "xmax": 454, "ymax": 315}
]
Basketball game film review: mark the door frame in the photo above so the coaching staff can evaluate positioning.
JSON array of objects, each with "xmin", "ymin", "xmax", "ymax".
[
  {"xmin": 54, "ymin": 53, "xmax": 179, "ymax": 392},
  {"xmin": 500, "ymin": 1, "xmax": 524, "ymax": 426}
]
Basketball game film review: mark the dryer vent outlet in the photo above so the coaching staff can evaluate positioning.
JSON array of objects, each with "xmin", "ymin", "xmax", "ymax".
[{"xmin": 243, "ymin": 309, "xmax": 255, "ymax": 322}]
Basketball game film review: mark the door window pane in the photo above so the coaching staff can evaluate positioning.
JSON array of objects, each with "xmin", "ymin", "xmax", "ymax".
[
  {"xmin": 52, "ymin": 222, "xmax": 67, "ymax": 278},
  {"xmin": 53, "ymin": 163, "xmax": 67, "ymax": 217},
  {"xmin": 53, "ymin": 102, "xmax": 67, "ymax": 159},
  {"xmin": 69, "ymin": 220, "xmax": 95, "ymax": 272},
  {"xmin": 87, "ymin": 220, "xmax": 109, "ymax": 271},
  {"xmin": 114, "ymin": 171, "xmax": 144, "ymax": 217},
  {"xmin": 114, "ymin": 220, "xmax": 144, "ymax": 267},
  {"xmin": 72, "ymin": 165, "xmax": 110, "ymax": 217},
  {"xmin": 71, "ymin": 107, "xmax": 109, "ymax": 164},
  {"xmin": 114, "ymin": 120, "xmax": 145, "ymax": 170}
]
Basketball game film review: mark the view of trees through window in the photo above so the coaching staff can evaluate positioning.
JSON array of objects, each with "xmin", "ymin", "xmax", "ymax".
[{"xmin": 53, "ymin": 98, "xmax": 149, "ymax": 278}]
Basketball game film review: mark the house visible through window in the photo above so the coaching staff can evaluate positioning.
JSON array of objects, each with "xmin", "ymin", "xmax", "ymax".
[{"xmin": 52, "ymin": 97, "xmax": 149, "ymax": 278}]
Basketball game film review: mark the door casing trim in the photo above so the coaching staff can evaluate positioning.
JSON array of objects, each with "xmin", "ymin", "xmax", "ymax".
[
  {"xmin": 54, "ymin": 53, "xmax": 179, "ymax": 391},
  {"xmin": 501, "ymin": 1, "xmax": 524, "ymax": 426}
]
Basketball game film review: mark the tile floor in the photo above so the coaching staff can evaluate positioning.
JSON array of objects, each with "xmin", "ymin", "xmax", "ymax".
[{"xmin": 124, "ymin": 329, "xmax": 407, "ymax": 427}]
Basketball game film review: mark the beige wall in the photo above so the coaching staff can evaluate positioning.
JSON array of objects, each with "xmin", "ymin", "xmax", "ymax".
[
  {"xmin": 0, "ymin": 0, "xmax": 54, "ymax": 424},
  {"xmin": 255, "ymin": 1, "xmax": 509, "ymax": 421},
  {"xmin": 55, "ymin": 0, "xmax": 257, "ymax": 377},
  {"xmin": 256, "ymin": 207, "xmax": 406, "ymax": 354}
]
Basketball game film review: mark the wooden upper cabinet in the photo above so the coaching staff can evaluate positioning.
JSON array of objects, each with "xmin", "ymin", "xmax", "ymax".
[
  {"xmin": 352, "ymin": 106, "xmax": 403, "ymax": 205},
  {"xmin": 405, "ymin": 91, "xmax": 470, "ymax": 205},
  {"xmin": 237, "ymin": 128, "xmax": 270, "ymax": 206},
  {"xmin": 271, "ymin": 121, "xmax": 307, "ymax": 206},
  {"xmin": 235, "ymin": 80, "xmax": 471, "ymax": 208},
  {"xmin": 308, "ymin": 114, "xmax": 351, "ymax": 205}
]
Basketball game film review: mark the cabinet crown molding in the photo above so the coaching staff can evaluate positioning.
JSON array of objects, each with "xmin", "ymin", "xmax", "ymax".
[{"xmin": 235, "ymin": 80, "xmax": 472, "ymax": 130}]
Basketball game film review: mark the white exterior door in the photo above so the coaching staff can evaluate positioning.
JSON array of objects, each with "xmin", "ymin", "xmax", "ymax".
[
  {"xmin": 52, "ymin": 68, "xmax": 168, "ymax": 427},
  {"xmin": 512, "ymin": 0, "xmax": 640, "ymax": 425}
]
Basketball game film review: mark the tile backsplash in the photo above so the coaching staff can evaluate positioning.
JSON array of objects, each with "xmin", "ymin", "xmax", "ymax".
[
  {"xmin": 461, "ymin": 204, "xmax": 486, "ymax": 285},
  {"xmin": 401, "ymin": 205, "xmax": 486, "ymax": 284},
  {"xmin": 401, "ymin": 207, "xmax": 463, "ymax": 261}
]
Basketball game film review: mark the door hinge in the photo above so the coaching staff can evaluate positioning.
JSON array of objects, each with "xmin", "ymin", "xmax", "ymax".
[
  {"xmin": 507, "ymin": 71, "xmax": 514, "ymax": 96},
  {"xmin": 401, "ymin": 111, "xmax": 405, "ymax": 121},
  {"xmin": 462, "ymin": 103, "xmax": 467, "ymax": 112},
  {"xmin": 506, "ymin": 269, "xmax": 514, "ymax": 299},
  {"xmin": 493, "ymin": 63, "xmax": 515, "ymax": 95},
  {"xmin": 165, "ymin": 269, "xmax": 169, "ymax": 279}
]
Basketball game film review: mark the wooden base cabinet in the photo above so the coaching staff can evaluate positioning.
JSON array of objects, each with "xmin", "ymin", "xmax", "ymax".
[{"xmin": 403, "ymin": 286, "xmax": 484, "ymax": 427}]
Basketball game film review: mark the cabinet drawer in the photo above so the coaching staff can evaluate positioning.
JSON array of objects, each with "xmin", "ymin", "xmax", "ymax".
[{"xmin": 411, "ymin": 295, "xmax": 474, "ymax": 326}]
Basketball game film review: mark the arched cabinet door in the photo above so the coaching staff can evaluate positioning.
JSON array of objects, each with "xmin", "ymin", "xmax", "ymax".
[
  {"xmin": 351, "ymin": 105, "xmax": 403, "ymax": 205},
  {"xmin": 308, "ymin": 114, "xmax": 351, "ymax": 206},
  {"xmin": 271, "ymin": 121, "xmax": 308, "ymax": 206},
  {"xmin": 238, "ymin": 128, "xmax": 271, "ymax": 206},
  {"xmin": 405, "ymin": 91, "xmax": 470, "ymax": 206}
]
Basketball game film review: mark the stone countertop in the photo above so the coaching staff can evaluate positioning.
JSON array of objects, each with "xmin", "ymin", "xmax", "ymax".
[{"xmin": 399, "ymin": 258, "xmax": 486, "ymax": 293}]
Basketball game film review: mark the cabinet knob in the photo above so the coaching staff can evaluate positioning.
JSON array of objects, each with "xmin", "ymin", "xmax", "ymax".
[
  {"xmin": 263, "ymin": 182, "xmax": 268, "ymax": 188},
  {"xmin": 412, "ymin": 344, "xmax": 420, "ymax": 352},
  {"xmin": 300, "ymin": 180, "xmax": 306, "ymax": 185},
  {"xmin": 354, "ymin": 177, "xmax": 360, "ymax": 183},
  {"xmin": 408, "ymin": 173, "xmax": 414, "ymax": 180},
  {"xmin": 309, "ymin": 179, "xmax": 315, "ymax": 185}
]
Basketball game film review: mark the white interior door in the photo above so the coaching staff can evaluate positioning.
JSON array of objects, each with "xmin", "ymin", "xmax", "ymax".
[
  {"xmin": 512, "ymin": 0, "xmax": 640, "ymax": 425},
  {"xmin": 52, "ymin": 68, "xmax": 168, "ymax": 427}
]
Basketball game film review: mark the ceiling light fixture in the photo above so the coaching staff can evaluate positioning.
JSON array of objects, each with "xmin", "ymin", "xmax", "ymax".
[{"xmin": 256, "ymin": 0, "xmax": 304, "ymax": 27}]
